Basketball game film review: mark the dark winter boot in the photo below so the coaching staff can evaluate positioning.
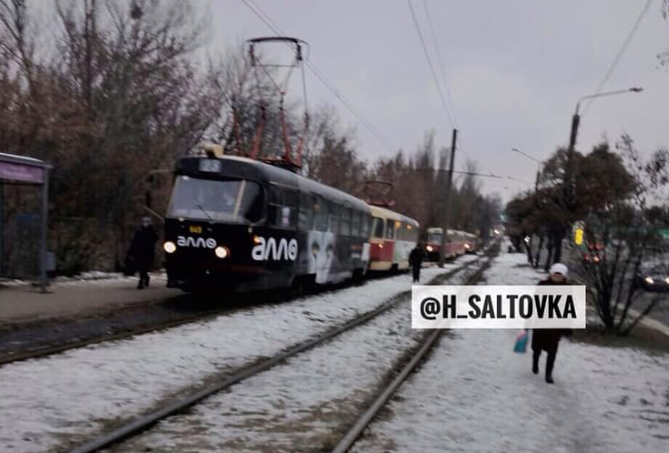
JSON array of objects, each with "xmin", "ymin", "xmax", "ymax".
[
  {"xmin": 144, "ymin": 275, "xmax": 150, "ymax": 288},
  {"xmin": 137, "ymin": 281, "xmax": 145, "ymax": 290},
  {"xmin": 545, "ymin": 350, "xmax": 556, "ymax": 384},
  {"xmin": 532, "ymin": 350, "xmax": 540, "ymax": 374}
]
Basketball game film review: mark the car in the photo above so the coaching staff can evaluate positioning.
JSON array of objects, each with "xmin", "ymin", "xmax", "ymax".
[{"xmin": 633, "ymin": 263, "xmax": 669, "ymax": 292}]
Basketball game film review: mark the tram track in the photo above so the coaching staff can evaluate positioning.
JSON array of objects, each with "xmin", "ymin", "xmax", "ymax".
[
  {"xmin": 0, "ymin": 259, "xmax": 468, "ymax": 367},
  {"xmin": 59, "ymin": 251, "xmax": 492, "ymax": 453},
  {"xmin": 331, "ymin": 253, "xmax": 493, "ymax": 453},
  {"xmin": 59, "ymin": 247, "xmax": 496, "ymax": 453}
]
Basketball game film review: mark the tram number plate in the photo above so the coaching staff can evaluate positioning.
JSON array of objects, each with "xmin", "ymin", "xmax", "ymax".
[
  {"xmin": 199, "ymin": 159, "xmax": 221, "ymax": 173},
  {"xmin": 189, "ymin": 225, "xmax": 202, "ymax": 234}
]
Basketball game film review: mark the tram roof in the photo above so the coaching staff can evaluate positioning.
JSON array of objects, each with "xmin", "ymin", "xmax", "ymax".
[
  {"xmin": 369, "ymin": 204, "xmax": 419, "ymax": 227},
  {"xmin": 174, "ymin": 155, "xmax": 368, "ymax": 211}
]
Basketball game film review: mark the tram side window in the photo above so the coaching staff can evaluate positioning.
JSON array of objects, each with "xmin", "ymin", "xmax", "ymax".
[
  {"xmin": 340, "ymin": 207, "xmax": 351, "ymax": 236},
  {"xmin": 351, "ymin": 210, "xmax": 361, "ymax": 238},
  {"xmin": 397, "ymin": 223, "xmax": 406, "ymax": 241},
  {"xmin": 328, "ymin": 202, "xmax": 339, "ymax": 234},
  {"xmin": 361, "ymin": 214, "xmax": 370, "ymax": 238},
  {"xmin": 373, "ymin": 217, "xmax": 384, "ymax": 238},
  {"xmin": 298, "ymin": 193, "xmax": 314, "ymax": 230},
  {"xmin": 314, "ymin": 197, "xmax": 328, "ymax": 232},
  {"xmin": 386, "ymin": 220, "xmax": 396, "ymax": 240},
  {"xmin": 407, "ymin": 224, "xmax": 418, "ymax": 242},
  {"xmin": 268, "ymin": 186, "xmax": 297, "ymax": 229}
]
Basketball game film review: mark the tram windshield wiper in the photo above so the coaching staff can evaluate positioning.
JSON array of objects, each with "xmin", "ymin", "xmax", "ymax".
[{"xmin": 194, "ymin": 202, "xmax": 215, "ymax": 223}]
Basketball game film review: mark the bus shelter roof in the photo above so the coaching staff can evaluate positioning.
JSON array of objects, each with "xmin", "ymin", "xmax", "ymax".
[{"xmin": 0, "ymin": 152, "xmax": 48, "ymax": 185}]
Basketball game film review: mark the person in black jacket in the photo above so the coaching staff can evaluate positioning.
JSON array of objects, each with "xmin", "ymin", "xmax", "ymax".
[
  {"xmin": 532, "ymin": 262, "xmax": 572, "ymax": 384},
  {"xmin": 409, "ymin": 243, "xmax": 426, "ymax": 283},
  {"xmin": 128, "ymin": 216, "xmax": 159, "ymax": 289}
]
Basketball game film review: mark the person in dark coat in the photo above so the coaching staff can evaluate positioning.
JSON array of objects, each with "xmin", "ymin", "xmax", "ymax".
[
  {"xmin": 128, "ymin": 216, "xmax": 159, "ymax": 289},
  {"xmin": 532, "ymin": 262, "xmax": 572, "ymax": 384},
  {"xmin": 409, "ymin": 243, "xmax": 426, "ymax": 283}
]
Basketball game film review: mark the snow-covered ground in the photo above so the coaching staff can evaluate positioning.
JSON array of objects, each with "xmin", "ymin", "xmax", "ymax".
[
  {"xmin": 0, "ymin": 254, "xmax": 479, "ymax": 453},
  {"xmin": 110, "ymin": 299, "xmax": 421, "ymax": 451},
  {"xmin": 352, "ymin": 247, "xmax": 669, "ymax": 453},
  {"xmin": 110, "ymin": 260, "xmax": 483, "ymax": 453}
]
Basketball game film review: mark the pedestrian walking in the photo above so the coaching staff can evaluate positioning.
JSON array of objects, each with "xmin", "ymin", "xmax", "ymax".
[
  {"xmin": 127, "ymin": 216, "xmax": 159, "ymax": 289},
  {"xmin": 532, "ymin": 262, "xmax": 572, "ymax": 384},
  {"xmin": 409, "ymin": 243, "xmax": 426, "ymax": 283}
]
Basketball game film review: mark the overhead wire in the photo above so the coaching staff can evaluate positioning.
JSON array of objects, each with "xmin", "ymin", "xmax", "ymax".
[
  {"xmin": 241, "ymin": 0, "xmax": 515, "ymax": 190},
  {"xmin": 406, "ymin": 0, "xmax": 456, "ymax": 129},
  {"xmin": 239, "ymin": 0, "xmax": 396, "ymax": 154},
  {"xmin": 421, "ymin": 0, "xmax": 458, "ymax": 127},
  {"xmin": 581, "ymin": 0, "xmax": 654, "ymax": 115}
]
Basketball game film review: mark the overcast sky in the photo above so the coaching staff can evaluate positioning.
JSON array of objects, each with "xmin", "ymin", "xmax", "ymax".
[{"xmin": 202, "ymin": 0, "xmax": 668, "ymax": 202}]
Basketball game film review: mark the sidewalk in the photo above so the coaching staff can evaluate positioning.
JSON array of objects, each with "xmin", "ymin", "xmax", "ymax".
[
  {"xmin": 0, "ymin": 273, "xmax": 181, "ymax": 328},
  {"xmin": 351, "ymin": 248, "xmax": 669, "ymax": 453}
]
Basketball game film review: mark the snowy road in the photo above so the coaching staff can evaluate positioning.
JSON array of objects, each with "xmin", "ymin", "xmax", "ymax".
[
  {"xmin": 352, "ymin": 250, "xmax": 669, "ymax": 453},
  {"xmin": 0, "ymin": 255, "xmax": 479, "ymax": 453}
]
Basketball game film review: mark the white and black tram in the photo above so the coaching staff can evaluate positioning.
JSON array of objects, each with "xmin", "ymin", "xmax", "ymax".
[{"xmin": 163, "ymin": 154, "xmax": 372, "ymax": 292}]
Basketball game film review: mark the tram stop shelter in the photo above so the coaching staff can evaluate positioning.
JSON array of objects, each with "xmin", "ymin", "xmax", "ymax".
[{"xmin": 0, "ymin": 153, "xmax": 51, "ymax": 292}]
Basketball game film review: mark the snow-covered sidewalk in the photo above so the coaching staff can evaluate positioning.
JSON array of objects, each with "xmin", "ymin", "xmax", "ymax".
[
  {"xmin": 353, "ymin": 249, "xmax": 669, "ymax": 453},
  {"xmin": 0, "ymin": 255, "xmax": 479, "ymax": 453}
]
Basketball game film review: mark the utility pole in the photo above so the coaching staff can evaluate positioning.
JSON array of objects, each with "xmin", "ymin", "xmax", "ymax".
[
  {"xmin": 438, "ymin": 128, "xmax": 457, "ymax": 267},
  {"xmin": 564, "ymin": 111, "xmax": 581, "ymax": 209},
  {"xmin": 555, "ymin": 111, "xmax": 580, "ymax": 264},
  {"xmin": 554, "ymin": 87, "xmax": 642, "ymax": 264}
]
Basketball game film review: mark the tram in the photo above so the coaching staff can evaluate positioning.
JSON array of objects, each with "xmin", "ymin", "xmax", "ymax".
[
  {"xmin": 422, "ymin": 227, "xmax": 478, "ymax": 261},
  {"xmin": 163, "ymin": 153, "xmax": 372, "ymax": 292},
  {"xmin": 368, "ymin": 205, "xmax": 419, "ymax": 271}
]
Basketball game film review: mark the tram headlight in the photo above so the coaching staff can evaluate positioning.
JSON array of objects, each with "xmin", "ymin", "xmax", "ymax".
[
  {"xmin": 215, "ymin": 246, "xmax": 230, "ymax": 259},
  {"xmin": 644, "ymin": 276, "xmax": 654, "ymax": 285},
  {"xmin": 163, "ymin": 241, "xmax": 177, "ymax": 254},
  {"xmin": 426, "ymin": 245, "xmax": 434, "ymax": 252}
]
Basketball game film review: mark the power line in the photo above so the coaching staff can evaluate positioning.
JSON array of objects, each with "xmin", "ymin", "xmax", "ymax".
[
  {"xmin": 406, "ymin": 0, "xmax": 456, "ymax": 129},
  {"xmin": 241, "ymin": 0, "xmax": 513, "ymax": 187},
  {"xmin": 408, "ymin": 168, "xmax": 519, "ymax": 181},
  {"xmin": 582, "ymin": 0, "xmax": 654, "ymax": 115},
  {"xmin": 453, "ymin": 170, "xmax": 504, "ymax": 179},
  {"xmin": 421, "ymin": 0, "xmax": 458, "ymax": 127},
  {"xmin": 239, "ymin": 0, "xmax": 396, "ymax": 154}
]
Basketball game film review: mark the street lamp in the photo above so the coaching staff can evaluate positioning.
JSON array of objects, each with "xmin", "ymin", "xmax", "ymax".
[
  {"xmin": 574, "ymin": 87, "xmax": 643, "ymax": 116},
  {"xmin": 567, "ymin": 87, "xmax": 643, "ymax": 161},
  {"xmin": 557, "ymin": 86, "xmax": 644, "ymax": 263}
]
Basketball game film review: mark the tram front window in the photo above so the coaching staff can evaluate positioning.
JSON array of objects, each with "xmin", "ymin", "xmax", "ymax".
[
  {"xmin": 427, "ymin": 232, "xmax": 442, "ymax": 244},
  {"xmin": 168, "ymin": 176, "xmax": 263, "ymax": 223}
]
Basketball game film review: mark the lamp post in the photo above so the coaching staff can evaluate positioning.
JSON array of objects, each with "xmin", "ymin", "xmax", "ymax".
[{"xmin": 556, "ymin": 86, "xmax": 644, "ymax": 263}]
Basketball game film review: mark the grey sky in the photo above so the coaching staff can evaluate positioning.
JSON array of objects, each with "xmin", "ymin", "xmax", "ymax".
[{"xmin": 204, "ymin": 0, "xmax": 668, "ymax": 201}]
